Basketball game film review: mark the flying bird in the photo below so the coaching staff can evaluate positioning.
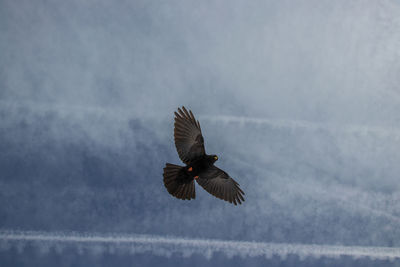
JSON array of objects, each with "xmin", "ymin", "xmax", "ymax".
[{"xmin": 163, "ymin": 106, "xmax": 245, "ymax": 205}]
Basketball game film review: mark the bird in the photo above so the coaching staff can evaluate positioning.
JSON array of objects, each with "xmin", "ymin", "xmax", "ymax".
[{"xmin": 163, "ymin": 106, "xmax": 245, "ymax": 205}]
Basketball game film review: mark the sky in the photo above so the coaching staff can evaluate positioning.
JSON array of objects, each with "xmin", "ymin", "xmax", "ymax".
[{"xmin": 1, "ymin": 0, "xmax": 400, "ymax": 266}]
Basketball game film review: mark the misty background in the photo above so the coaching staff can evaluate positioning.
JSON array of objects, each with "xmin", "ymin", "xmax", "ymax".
[{"xmin": 1, "ymin": 0, "xmax": 400, "ymax": 266}]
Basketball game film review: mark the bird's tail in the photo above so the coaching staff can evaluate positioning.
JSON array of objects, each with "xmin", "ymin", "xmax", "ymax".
[{"xmin": 163, "ymin": 163, "xmax": 195, "ymax": 200}]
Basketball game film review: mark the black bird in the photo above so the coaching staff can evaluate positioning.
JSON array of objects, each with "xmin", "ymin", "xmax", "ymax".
[{"xmin": 163, "ymin": 106, "xmax": 245, "ymax": 205}]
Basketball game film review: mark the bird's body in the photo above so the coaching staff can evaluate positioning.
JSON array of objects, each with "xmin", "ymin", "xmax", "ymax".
[
  {"xmin": 185, "ymin": 155, "xmax": 216, "ymax": 179},
  {"xmin": 163, "ymin": 106, "xmax": 245, "ymax": 205}
]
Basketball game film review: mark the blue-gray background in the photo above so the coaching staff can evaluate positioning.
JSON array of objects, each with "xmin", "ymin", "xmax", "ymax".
[{"xmin": 1, "ymin": 0, "xmax": 400, "ymax": 266}]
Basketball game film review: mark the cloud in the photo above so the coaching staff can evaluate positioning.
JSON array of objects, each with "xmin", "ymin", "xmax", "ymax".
[
  {"xmin": 1, "ymin": 230, "xmax": 400, "ymax": 260},
  {"xmin": 2, "ymin": 1, "xmax": 400, "ymax": 265},
  {"xmin": 1, "ymin": 100, "xmax": 400, "ymax": 246},
  {"xmin": 2, "ymin": 0, "xmax": 400, "ymax": 122}
]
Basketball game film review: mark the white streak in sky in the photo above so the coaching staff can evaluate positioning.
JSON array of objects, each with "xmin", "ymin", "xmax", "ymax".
[
  {"xmin": 200, "ymin": 115, "xmax": 400, "ymax": 139},
  {"xmin": 1, "ymin": 230, "xmax": 400, "ymax": 260},
  {"xmin": 2, "ymin": 100, "xmax": 400, "ymax": 139}
]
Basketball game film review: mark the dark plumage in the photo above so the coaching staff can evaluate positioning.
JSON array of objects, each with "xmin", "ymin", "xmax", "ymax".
[{"xmin": 163, "ymin": 106, "xmax": 245, "ymax": 205}]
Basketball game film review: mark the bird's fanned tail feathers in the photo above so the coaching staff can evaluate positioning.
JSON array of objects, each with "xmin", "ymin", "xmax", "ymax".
[{"xmin": 163, "ymin": 163, "xmax": 195, "ymax": 200}]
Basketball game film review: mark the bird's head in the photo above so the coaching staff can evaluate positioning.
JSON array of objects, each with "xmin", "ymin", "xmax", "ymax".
[{"xmin": 210, "ymin": 154, "xmax": 218, "ymax": 163}]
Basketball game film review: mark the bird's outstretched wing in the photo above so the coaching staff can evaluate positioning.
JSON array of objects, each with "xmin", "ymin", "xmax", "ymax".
[
  {"xmin": 174, "ymin": 106, "xmax": 205, "ymax": 164},
  {"xmin": 196, "ymin": 166, "xmax": 245, "ymax": 205}
]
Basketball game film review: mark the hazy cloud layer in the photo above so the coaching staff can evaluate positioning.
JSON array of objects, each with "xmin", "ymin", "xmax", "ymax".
[{"xmin": 2, "ymin": 0, "xmax": 400, "ymax": 122}]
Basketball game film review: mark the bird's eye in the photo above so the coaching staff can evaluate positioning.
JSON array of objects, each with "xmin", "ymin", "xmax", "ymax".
[{"xmin": 214, "ymin": 156, "xmax": 218, "ymax": 160}]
